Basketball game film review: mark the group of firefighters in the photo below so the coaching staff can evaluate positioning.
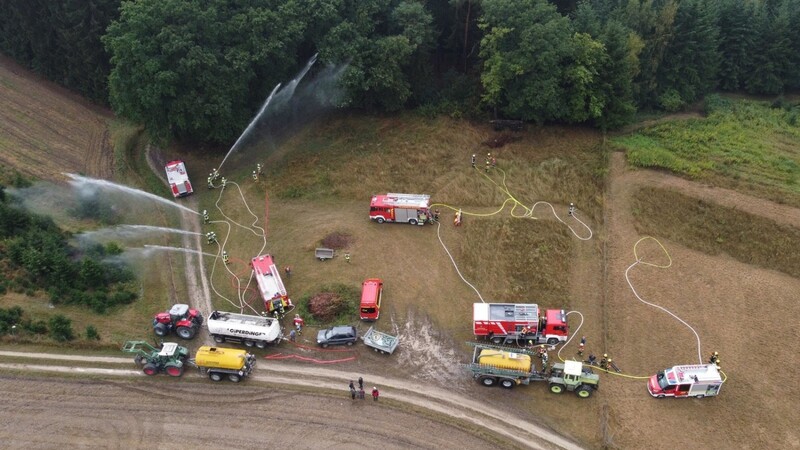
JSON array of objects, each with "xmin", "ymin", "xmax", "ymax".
[
  {"xmin": 207, "ymin": 163, "xmax": 264, "ymax": 188},
  {"xmin": 471, "ymin": 153, "xmax": 497, "ymax": 172}
]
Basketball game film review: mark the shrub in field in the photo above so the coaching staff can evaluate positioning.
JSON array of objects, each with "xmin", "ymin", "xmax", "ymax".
[
  {"xmin": 298, "ymin": 284, "xmax": 359, "ymax": 324},
  {"xmin": 48, "ymin": 314, "xmax": 74, "ymax": 342},
  {"xmin": 85, "ymin": 325, "xmax": 100, "ymax": 341}
]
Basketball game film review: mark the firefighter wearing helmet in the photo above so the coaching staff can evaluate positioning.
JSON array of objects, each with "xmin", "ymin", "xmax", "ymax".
[
  {"xmin": 600, "ymin": 354, "xmax": 609, "ymax": 369},
  {"xmin": 709, "ymin": 351, "xmax": 719, "ymax": 365}
]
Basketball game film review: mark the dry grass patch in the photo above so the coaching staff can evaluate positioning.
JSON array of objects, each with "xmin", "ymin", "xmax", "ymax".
[{"xmin": 631, "ymin": 187, "xmax": 800, "ymax": 278}]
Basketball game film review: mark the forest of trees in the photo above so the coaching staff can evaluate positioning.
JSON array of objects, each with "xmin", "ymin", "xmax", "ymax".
[{"xmin": 1, "ymin": 0, "xmax": 799, "ymax": 143}]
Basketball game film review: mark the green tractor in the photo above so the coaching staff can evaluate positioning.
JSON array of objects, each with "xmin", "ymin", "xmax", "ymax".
[
  {"xmin": 548, "ymin": 360, "xmax": 600, "ymax": 398},
  {"xmin": 122, "ymin": 340, "xmax": 189, "ymax": 377}
]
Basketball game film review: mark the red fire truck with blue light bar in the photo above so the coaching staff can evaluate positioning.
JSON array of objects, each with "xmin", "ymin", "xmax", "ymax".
[
  {"xmin": 473, "ymin": 303, "xmax": 569, "ymax": 345},
  {"xmin": 648, "ymin": 364, "xmax": 724, "ymax": 398},
  {"xmin": 370, "ymin": 193, "xmax": 431, "ymax": 225},
  {"xmin": 251, "ymin": 254, "xmax": 292, "ymax": 316},
  {"xmin": 165, "ymin": 160, "xmax": 193, "ymax": 198}
]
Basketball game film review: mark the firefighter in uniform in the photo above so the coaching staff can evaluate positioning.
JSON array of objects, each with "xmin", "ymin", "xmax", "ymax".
[
  {"xmin": 537, "ymin": 344, "xmax": 547, "ymax": 358},
  {"xmin": 471, "ymin": 154, "xmax": 476, "ymax": 168},
  {"xmin": 222, "ymin": 251, "xmax": 229, "ymax": 265},
  {"xmin": 257, "ymin": 163, "xmax": 263, "ymax": 175},
  {"xmin": 600, "ymin": 354, "xmax": 609, "ymax": 369},
  {"xmin": 485, "ymin": 159, "xmax": 490, "ymax": 172},
  {"xmin": 541, "ymin": 350, "xmax": 549, "ymax": 371},
  {"xmin": 202, "ymin": 209, "xmax": 209, "ymax": 224},
  {"xmin": 207, "ymin": 176, "xmax": 214, "ymax": 189},
  {"xmin": 252, "ymin": 170, "xmax": 258, "ymax": 181},
  {"xmin": 709, "ymin": 351, "xmax": 719, "ymax": 365},
  {"xmin": 221, "ymin": 177, "xmax": 227, "ymax": 187},
  {"xmin": 569, "ymin": 202, "xmax": 575, "ymax": 216},
  {"xmin": 344, "ymin": 253, "xmax": 351, "ymax": 263},
  {"xmin": 578, "ymin": 336, "xmax": 586, "ymax": 356}
]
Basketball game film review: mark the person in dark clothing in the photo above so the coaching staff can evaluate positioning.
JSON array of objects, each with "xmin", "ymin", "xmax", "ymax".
[{"xmin": 358, "ymin": 377, "xmax": 364, "ymax": 390}]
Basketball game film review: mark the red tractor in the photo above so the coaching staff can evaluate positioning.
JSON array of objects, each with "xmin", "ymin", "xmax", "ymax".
[{"xmin": 153, "ymin": 304, "xmax": 204, "ymax": 340}]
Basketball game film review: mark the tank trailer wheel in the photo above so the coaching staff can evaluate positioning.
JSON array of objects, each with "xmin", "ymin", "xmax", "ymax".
[
  {"xmin": 549, "ymin": 383, "xmax": 565, "ymax": 394},
  {"xmin": 209, "ymin": 372, "xmax": 223, "ymax": 382},
  {"xmin": 142, "ymin": 363, "xmax": 159, "ymax": 376},
  {"xmin": 479, "ymin": 376, "xmax": 497, "ymax": 387},
  {"xmin": 228, "ymin": 374, "xmax": 241, "ymax": 383},
  {"xmin": 244, "ymin": 340, "xmax": 255, "ymax": 348},
  {"xmin": 255, "ymin": 341, "xmax": 266, "ymax": 349},
  {"xmin": 575, "ymin": 385, "xmax": 593, "ymax": 398},
  {"xmin": 500, "ymin": 379, "xmax": 516, "ymax": 389},
  {"xmin": 213, "ymin": 335, "xmax": 225, "ymax": 343},
  {"xmin": 176, "ymin": 326, "xmax": 196, "ymax": 340}
]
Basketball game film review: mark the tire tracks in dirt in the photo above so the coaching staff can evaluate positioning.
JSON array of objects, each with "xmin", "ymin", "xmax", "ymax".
[{"xmin": 0, "ymin": 351, "xmax": 582, "ymax": 450}]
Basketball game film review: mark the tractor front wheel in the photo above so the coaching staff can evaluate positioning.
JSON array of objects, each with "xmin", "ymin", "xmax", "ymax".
[
  {"xmin": 209, "ymin": 372, "xmax": 223, "ymax": 382},
  {"xmin": 176, "ymin": 326, "xmax": 196, "ymax": 340},
  {"xmin": 153, "ymin": 323, "xmax": 169, "ymax": 337},
  {"xmin": 165, "ymin": 364, "xmax": 184, "ymax": 377},
  {"xmin": 142, "ymin": 363, "xmax": 159, "ymax": 376},
  {"xmin": 575, "ymin": 385, "xmax": 593, "ymax": 398},
  {"xmin": 228, "ymin": 374, "xmax": 241, "ymax": 383},
  {"xmin": 549, "ymin": 383, "xmax": 566, "ymax": 394}
]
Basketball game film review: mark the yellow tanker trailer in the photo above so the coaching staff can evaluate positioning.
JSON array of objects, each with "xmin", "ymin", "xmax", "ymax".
[{"xmin": 194, "ymin": 346, "xmax": 256, "ymax": 383}]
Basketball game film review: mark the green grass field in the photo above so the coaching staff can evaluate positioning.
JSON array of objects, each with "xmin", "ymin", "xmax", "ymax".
[{"xmin": 614, "ymin": 97, "xmax": 800, "ymax": 206}]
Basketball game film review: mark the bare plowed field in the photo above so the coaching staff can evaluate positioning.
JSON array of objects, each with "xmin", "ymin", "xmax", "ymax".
[{"xmin": 0, "ymin": 55, "xmax": 113, "ymax": 180}]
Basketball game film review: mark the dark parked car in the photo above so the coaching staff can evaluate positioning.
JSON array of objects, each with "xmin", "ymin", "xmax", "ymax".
[{"xmin": 317, "ymin": 325, "xmax": 358, "ymax": 348}]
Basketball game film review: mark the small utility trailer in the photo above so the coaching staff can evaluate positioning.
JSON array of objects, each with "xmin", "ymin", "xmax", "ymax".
[{"xmin": 361, "ymin": 326, "xmax": 399, "ymax": 354}]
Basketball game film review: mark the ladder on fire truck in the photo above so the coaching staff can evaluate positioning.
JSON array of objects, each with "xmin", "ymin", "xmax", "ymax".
[{"xmin": 384, "ymin": 193, "xmax": 430, "ymax": 206}]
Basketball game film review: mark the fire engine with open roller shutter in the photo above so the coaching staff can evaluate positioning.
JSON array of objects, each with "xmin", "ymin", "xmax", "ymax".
[
  {"xmin": 473, "ymin": 303, "xmax": 569, "ymax": 345},
  {"xmin": 251, "ymin": 254, "xmax": 292, "ymax": 316},
  {"xmin": 370, "ymin": 193, "xmax": 431, "ymax": 225}
]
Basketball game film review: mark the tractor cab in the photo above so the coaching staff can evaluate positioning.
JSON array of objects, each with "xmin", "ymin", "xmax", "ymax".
[
  {"xmin": 158, "ymin": 342, "xmax": 180, "ymax": 357},
  {"xmin": 169, "ymin": 304, "xmax": 190, "ymax": 322}
]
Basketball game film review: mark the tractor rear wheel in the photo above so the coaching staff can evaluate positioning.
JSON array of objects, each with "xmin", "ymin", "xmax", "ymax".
[
  {"xmin": 479, "ymin": 376, "xmax": 497, "ymax": 387},
  {"xmin": 142, "ymin": 363, "xmax": 159, "ymax": 376},
  {"xmin": 500, "ymin": 379, "xmax": 516, "ymax": 389},
  {"xmin": 176, "ymin": 326, "xmax": 196, "ymax": 340},
  {"xmin": 209, "ymin": 372, "xmax": 223, "ymax": 382},
  {"xmin": 228, "ymin": 374, "xmax": 241, "ymax": 383},
  {"xmin": 549, "ymin": 383, "xmax": 565, "ymax": 394},
  {"xmin": 575, "ymin": 385, "xmax": 593, "ymax": 398},
  {"xmin": 165, "ymin": 364, "xmax": 184, "ymax": 377},
  {"xmin": 153, "ymin": 323, "xmax": 169, "ymax": 337}
]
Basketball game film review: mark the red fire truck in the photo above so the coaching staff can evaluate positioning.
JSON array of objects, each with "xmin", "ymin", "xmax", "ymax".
[
  {"xmin": 648, "ymin": 364, "xmax": 724, "ymax": 398},
  {"xmin": 473, "ymin": 303, "xmax": 569, "ymax": 345},
  {"xmin": 165, "ymin": 160, "xmax": 193, "ymax": 198},
  {"xmin": 369, "ymin": 193, "xmax": 431, "ymax": 225},
  {"xmin": 251, "ymin": 255, "xmax": 292, "ymax": 316}
]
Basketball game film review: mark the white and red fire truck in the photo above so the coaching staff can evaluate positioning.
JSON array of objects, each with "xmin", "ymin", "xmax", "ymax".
[
  {"xmin": 648, "ymin": 364, "xmax": 724, "ymax": 398},
  {"xmin": 473, "ymin": 303, "xmax": 569, "ymax": 345},
  {"xmin": 165, "ymin": 160, "xmax": 193, "ymax": 198},
  {"xmin": 369, "ymin": 193, "xmax": 431, "ymax": 225},
  {"xmin": 251, "ymin": 255, "xmax": 292, "ymax": 316}
]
